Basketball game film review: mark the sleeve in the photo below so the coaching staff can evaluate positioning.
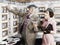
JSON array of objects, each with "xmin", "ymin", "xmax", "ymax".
[
  {"xmin": 50, "ymin": 21, "xmax": 57, "ymax": 34},
  {"xmin": 47, "ymin": 24, "xmax": 53, "ymax": 30},
  {"xmin": 39, "ymin": 24, "xmax": 53, "ymax": 32},
  {"xmin": 45, "ymin": 24, "xmax": 53, "ymax": 33},
  {"xmin": 6, "ymin": 5, "xmax": 25, "ymax": 17}
]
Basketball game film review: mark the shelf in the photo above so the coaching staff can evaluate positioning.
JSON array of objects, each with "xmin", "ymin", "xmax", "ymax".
[
  {"xmin": 2, "ymin": 21, "xmax": 8, "ymax": 23},
  {"xmin": 38, "ymin": 12, "xmax": 45, "ymax": 14},
  {"xmin": 54, "ymin": 13, "xmax": 60, "ymax": 15},
  {"xmin": 54, "ymin": 7, "xmax": 60, "ymax": 14},
  {"xmin": 2, "ymin": 28, "xmax": 8, "ymax": 31},
  {"xmin": 13, "ymin": 15, "xmax": 18, "ymax": 19},
  {"xmin": 57, "ymin": 22, "xmax": 60, "ymax": 26},
  {"xmin": 2, "ymin": 30, "xmax": 8, "ymax": 37},
  {"xmin": 55, "ymin": 25, "xmax": 60, "ymax": 29},
  {"xmin": 2, "ymin": 14, "xmax": 8, "ymax": 21},
  {"xmin": 13, "ymin": 27, "xmax": 18, "ymax": 33},
  {"xmin": 11, "ymin": 32, "xmax": 18, "ymax": 37},
  {"xmin": 56, "ymin": 26, "xmax": 60, "ymax": 29},
  {"xmin": 13, "ymin": 19, "xmax": 18, "ymax": 21},
  {"xmin": 36, "ymin": 32, "xmax": 60, "ymax": 39},
  {"xmin": 38, "ymin": 7, "xmax": 45, "ymax": 12},
  {"xmin": 2, "ymin": 22, "xmax": 8, "ymax": 29},
  {"xmin": 55, "ymin": 19, "xmax": 60, "ymax": 22},
  {"xmin": 13, "ymin": 25, "xmax": 18, "ymax": 28},
  {"xmin": 1, "ymin": 13, "xmax": 8, "ymax": 15},
  {"xmin": 2, "ymin": 36, "xmax": 8, "ymax": 40},
  {"xmin": 0, "ymin": 3, "xmax": 19, "ymax": 43},
  {"xmin": 0, "ymin": 41, "xmax": 7, "ymax": 45}
]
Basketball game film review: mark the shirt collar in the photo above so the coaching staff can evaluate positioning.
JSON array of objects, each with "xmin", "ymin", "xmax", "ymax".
[{"xmin": 48, "ymin": 17, "xmax": 54, "ymax": 21}]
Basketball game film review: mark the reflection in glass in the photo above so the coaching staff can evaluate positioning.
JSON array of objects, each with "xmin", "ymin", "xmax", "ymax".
[
  {"xmin": 2, "ymin": 7, "xmax": 7, "ymax": 13},
  {"xmin": 39, "ymin": 14, "xmax": 45, "ymax": 19},
  {"xmin": 13, "ymin": 27, "xmax": 17, "ymax": 33},
  {"xmin": 13, "ymin": 21, "xmax": 17, "ymax": 26},
  {"xmin": 13, "ymin": 15, "xmax": 17, "ymax": 19},
  {"xmin": 2, "ymin": 30, "xmax": 8, "ymax": 37},
  {"xmin": 2, "ymin": 15, "xmax": 7, "ymax": 21},
  {"xmin": 39, "ymin": 7, "xmax": 45, "ymax": 12},
  {"xmin": 57, "ymin": 22, "xmax": 60, "ymax": 26},
  {"xmin": 2, "ymin": 23, "xmax": 8, "ymax": 29}
]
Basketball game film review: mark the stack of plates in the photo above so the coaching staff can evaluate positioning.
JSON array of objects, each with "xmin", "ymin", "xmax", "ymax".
[{"xmin": 7, "ymin": 38, "xmax": 20, "ymax": 45}]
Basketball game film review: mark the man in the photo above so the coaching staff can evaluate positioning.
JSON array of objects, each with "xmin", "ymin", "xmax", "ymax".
[
  {"xmin": 6, "ymin": 5, "xmax": 39, "ymax": 45},
  {"xmin": 22, "ymin": 5, "xmax": 39, "ymax": 45}
]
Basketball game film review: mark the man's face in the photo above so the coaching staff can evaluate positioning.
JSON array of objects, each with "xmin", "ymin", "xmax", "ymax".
[{"xmin": 29, "ymin": 7, "xmax": 36, "ymax": 14}]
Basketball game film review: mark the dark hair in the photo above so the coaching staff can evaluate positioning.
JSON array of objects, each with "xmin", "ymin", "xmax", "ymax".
[
  {"xmin": 27, "ymin": 5, "xmax": 37, "ymax": 9},
  {"xmin": 44, "ymin": 8, "xmax": 54, "ymax": 18}
]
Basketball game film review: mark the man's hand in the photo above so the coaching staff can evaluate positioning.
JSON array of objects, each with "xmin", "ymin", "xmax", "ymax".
[
  {"xmin": 33, "ymin": 22, "xmax": 38, "ymax": 27},
  {"xmin": 33, "ymin": 22, "xmax": 39, "ymax": 32}
]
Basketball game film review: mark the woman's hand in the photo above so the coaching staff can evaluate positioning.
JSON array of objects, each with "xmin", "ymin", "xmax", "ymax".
[{"xmin": 44, "ymin": 31, "xmax": 46, "ymax": 33}]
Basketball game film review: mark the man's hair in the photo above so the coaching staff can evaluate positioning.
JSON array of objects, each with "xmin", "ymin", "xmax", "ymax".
[{"xmin": 27, "ymin": 5, "xmax": 37, "ymax": 9}]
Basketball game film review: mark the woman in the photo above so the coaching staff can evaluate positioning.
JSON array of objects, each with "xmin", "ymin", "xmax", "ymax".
[{"xmin": 41, "ymin": 8, "xmax": 56, "ymax": 45}]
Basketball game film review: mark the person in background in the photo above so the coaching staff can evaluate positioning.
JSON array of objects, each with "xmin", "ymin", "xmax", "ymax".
[{"xmin": 41, "ymin": 8, "xmax": 56, "ymax": 45}]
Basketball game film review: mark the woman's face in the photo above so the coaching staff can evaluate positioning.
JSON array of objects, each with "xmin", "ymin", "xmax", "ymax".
[{"xmin": 45, "ymin": 11, "xmax": 50, "ymax": 19}]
